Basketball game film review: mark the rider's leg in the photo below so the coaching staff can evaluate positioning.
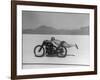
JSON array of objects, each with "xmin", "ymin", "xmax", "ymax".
[
  {"xmin": 63, "ymin": 42, "xmax": 78, "ymax": 49},
  {"xmin": 63, "ymin": 42, "xmax": 72, "ymax": 48},
  {"xmin": 58, "ymin": 41, "xmax": 65, "ymax": 48}
]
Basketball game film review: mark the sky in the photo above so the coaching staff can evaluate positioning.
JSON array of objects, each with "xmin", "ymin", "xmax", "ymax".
[{"xmin": 22, "ymin": 11, "xmax": 89, "ymax": 30}]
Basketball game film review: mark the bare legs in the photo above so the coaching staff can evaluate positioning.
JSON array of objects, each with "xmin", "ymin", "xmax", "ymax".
[{"xmin": 63, "ymin": 42, "xmax": 79, "ymax": 49}]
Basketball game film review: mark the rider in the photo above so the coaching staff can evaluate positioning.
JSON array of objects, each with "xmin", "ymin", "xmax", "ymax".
[{"xmin": 50, "ymin": 37, "xmax": 78, "ymax": 49}]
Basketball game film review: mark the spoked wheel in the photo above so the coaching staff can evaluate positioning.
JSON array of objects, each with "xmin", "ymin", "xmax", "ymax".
[
  {"xmin": 34, "ymin": 45, "xmax": 45, "ymax": 57},
  {"xmin": 57, "ymin": 46, "xmax": 67, "ymax": 58}
]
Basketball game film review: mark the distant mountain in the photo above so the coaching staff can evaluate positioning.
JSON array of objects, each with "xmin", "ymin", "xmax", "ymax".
[{"xmin": 23, "ymin": 25, "xmax": 89, "ymax": 35}]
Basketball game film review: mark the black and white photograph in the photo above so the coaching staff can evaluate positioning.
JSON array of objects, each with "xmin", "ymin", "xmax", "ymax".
[
  {"xmin": 22, "ymin": 11, "xmax": 90, "ymax": 69},
  {"xmin": 11, "ymin": 1, "xmax": 97, "ymax": 79}
]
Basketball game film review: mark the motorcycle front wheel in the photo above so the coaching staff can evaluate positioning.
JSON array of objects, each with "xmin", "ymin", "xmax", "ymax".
[
  {"xmin": 34, "ymin": 45, "xmax": 45, "ymax": 57},
  {"xmin": 57, "ymin": 46, "xmax": 67, "ymax": 58}
]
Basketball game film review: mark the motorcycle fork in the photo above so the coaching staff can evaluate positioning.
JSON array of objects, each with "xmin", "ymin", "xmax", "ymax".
[{"xmin": 38, "ymin": 43, "xmax": 44, "ymax": 52}]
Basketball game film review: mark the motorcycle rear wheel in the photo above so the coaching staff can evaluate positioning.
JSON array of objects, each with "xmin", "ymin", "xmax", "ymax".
[
  {"xmin": 57, "ymin": 46, "xmax": 67, "ymax": 58},
  {"xmin": 34, "ymin": 45, "xmax": 45, "ymax": 57}
]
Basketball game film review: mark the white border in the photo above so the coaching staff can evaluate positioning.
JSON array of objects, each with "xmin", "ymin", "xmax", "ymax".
[{"xmin": 17, "ymin": 5, "xmax": 94, "ymax": 75}]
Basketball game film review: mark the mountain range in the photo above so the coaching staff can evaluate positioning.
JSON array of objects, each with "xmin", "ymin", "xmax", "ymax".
[{"xmin": 23, "ymin": 25, "xmax": 89, "ymax": 35}]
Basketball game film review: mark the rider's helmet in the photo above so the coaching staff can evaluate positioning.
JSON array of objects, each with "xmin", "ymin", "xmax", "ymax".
[{"xmin": 51, "ymin": 37, "xmax": 55, "ymax": 41}]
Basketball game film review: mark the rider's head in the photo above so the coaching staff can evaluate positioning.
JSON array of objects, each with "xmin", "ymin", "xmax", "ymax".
[{"xmin": 51, "ymin": 37, "xmax": 55, "ymax": 41}]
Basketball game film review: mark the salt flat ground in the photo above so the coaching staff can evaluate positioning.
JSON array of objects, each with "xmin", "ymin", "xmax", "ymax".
[{"xmin": 22, "ymin": 34, "xmax": 90, "ymax": 69}]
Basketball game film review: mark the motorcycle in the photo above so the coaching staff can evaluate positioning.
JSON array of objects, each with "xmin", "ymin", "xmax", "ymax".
[{"xmin": 34, "ymin": 40, "xmax": 67, "ymax": 58}]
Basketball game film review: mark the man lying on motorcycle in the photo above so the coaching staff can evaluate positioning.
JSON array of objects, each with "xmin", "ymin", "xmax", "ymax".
[{"xmin": 50, "ymin": 37, "xmax": 79, "ymax": 49}]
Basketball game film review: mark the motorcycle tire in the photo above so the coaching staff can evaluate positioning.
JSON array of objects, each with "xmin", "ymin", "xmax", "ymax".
[
  {"xmin": 34, "ymin": 45, "xmax": 45, "ymax": 57},
  {"xmin": 57, "ymin": 46, "xmax": 67, "ymax": 58}
]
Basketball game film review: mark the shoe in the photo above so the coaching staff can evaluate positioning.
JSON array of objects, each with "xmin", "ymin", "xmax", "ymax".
[{"xmin": 75, "ymin": 44, "xmax": 79, "ymax": 49}]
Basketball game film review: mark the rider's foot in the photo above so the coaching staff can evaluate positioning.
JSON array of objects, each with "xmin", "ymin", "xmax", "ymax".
[{"xmin": 75, "ymin": 44, "xmax": 79, "ymax": 49}]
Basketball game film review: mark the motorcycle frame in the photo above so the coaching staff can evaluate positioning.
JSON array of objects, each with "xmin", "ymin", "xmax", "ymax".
[{"xmin": 40, "ymin": 40, "xmax": 67, "ymax": 56}]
